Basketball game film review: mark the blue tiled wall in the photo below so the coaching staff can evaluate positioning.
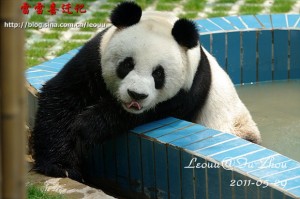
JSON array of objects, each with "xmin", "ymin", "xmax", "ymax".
[
  {"xmin": 26, "ymin": 14, "xmax": 300, "ymax": 198},
  {"xmin": 82, "ymin": 117, "xmax": 300, "ymax": 198},
  {"xmin": 195, "ymin": 14, "xmax": 300, "ymax": 84}
]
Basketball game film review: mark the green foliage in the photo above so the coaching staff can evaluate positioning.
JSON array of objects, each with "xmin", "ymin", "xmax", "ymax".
[
  {"xmin": 240, "ymin": 5, "xmax": 263, "ymax": 15},
  {"xmin": 26, "ymin": 48, "xmax": 47, "ymax": 58},
  {"xmin": 156, "ymin": 3, "xmax": 174, "ymax": 11},
  {"xmin": 107, "ymin": 0, "xmax": 124, "ymax": 3},
  {"xmin": 135, "ymin": 0, "xmax": 155, "ymax": 9},
  {"xmin": 217, "ymin": 0, "xmax": 238, "ymax": 3},
  {"xmin": 214, "ymin": 5, "xmax": 231, "ymax": 12},
  {"xmin": 26, "ymin": 31, "xmax": 33, "ymax": 38},
  {"xmin": 179, "ymin": 12, "xmax": 199, "ymax": 19},
  {"xmin": 31, "ymin": 41, "xmax": 56, "ymax": 49},
  {"xmin": 100, "ymin": 4, "xmax": 115, "ymax": 10},
  {"xmin": 245, "ymin": 0, "xmax": 265, "ymax": 3},
  {"xmin": 92, "ymin": 11, "xmax": 109, "ymax": 18},
  {"xmin": 160, "ymin": 0, "xmax": 181, "ymax": 2},
  {"xmin": 207, "ymin": 12, "xmax": 228, "ymax": 18},
  {"xmin": 271, "ymin": 0, "xmax": 294, "ymax": 13},
  {"xmin": 71, "ymin": 34, "xmax": 92, "ymax": 40},
  {"xmin": 56, "ymin": 17, "xmax": 77, "ymax": 24},
  {"xmin": 27, "ymin": 184, "xmax": 64, "ymax": 199},
  {"xmin": 42, "ymin": 32, "xmax": 61, "ymax": 40},
  {"xmin": 184, "ymin": 0, "xmax": 206, "ymax": 11},
  {"xmin": 28, "ymin": 15, "xmax": 46, "ymax": 23},
  {"xmin": 26, "ymin": 58, "xmax": 42, "ymax": 68},
  {"xmin": 56, "ymin": 42, "xmax": 84, "ymax": 56}
]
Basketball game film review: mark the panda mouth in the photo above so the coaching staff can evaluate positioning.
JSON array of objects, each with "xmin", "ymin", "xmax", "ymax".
[{"xmin": 126, "ymin": 101, "xmax": 142, "ymax": 110}]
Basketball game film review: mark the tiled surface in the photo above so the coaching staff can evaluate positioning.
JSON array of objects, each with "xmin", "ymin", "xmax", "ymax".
[
  {"xmin": 195, "ymin": 14, "xmax": 300, "ymax": 84},
  {"xmin": 81, "ymin": 117, "xmax": 300, "ymax": 198},
  {"xmin": 26, "ymin": 48, "xmax": 80, "ymax": 92},
  {"xmin": 195, "ymin": 14, "xmax": 300, "ymax": 33},
  {"xmin": 141, "ymin": 118, "xmax": 300, "ymax": 198},
  {"xmin": 26, "ymin": 14, "xmax": 300, "ymax": 199},
  {"xmin": 257, "ymin": 30, "xmax": 273, "ymax": 82},
  {"xmin": 227, "ymin": 31, "xmax": 241, "ymax": 84}
]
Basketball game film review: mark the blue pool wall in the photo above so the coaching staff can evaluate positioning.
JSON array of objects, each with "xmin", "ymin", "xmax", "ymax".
[
  {"xmin": 26, "ymin": 14, "xmax": 300, "ymax": 199},
  {"xmin": 196, "ymin": 14, "xmax": 300, "ymax": 84}
]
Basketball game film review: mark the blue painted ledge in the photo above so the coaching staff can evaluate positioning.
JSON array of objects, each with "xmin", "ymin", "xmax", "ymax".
[{"xmin": 26, "ymin": 14, "xmax": 300, "ymax": 199}]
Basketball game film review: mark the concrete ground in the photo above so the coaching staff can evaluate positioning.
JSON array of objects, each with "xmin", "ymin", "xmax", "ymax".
[{"xmin": 27, "ymin": 171, "xmax": 116, "ymax": 199}]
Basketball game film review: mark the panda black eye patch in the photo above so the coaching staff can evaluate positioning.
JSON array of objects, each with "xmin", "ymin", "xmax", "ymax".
[
  {"xmin": 117, "ymin": 57, "xmax": 134, "ymax": 79},
  {"xmin": 152, "ymin": 65, "xmax": 165, "ymax": 89}
]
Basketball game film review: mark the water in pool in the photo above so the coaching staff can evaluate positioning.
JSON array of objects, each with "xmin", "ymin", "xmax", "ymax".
[{"xmin": 236, "ymin": 80, "xmax": 300, "ymax": 162}]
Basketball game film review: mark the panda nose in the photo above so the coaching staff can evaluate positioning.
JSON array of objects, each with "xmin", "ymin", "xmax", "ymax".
[{"xmin": 127, "ymin": 89, "xmax": 148, "ymax": 100}]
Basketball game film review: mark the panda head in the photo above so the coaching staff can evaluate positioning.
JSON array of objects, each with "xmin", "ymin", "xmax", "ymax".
[{"xmin": 101, "ymin": 2, "xmax": 200, "ymax": 114}]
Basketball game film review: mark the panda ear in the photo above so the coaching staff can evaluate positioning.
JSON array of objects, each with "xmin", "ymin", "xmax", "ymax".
[
  {"xmin": 172, "ymin": 19, "xmax": 199, "ymax": 49},
  {"xmin": 110, "ymin": 2, "xmax": 142, "ymax": 28}
]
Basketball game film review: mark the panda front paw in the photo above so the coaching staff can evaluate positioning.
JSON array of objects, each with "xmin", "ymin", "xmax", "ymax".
[
  {"xmin": 72, "ymin": 117, "xmax": 100, "ymax": 145},
  {"xmin": 72, "ymin": 107, "xmax": 107, "ymax": 144},
  {"xmin": 64, "ymin": 168, "xmax": 84, "ymax": 182}
]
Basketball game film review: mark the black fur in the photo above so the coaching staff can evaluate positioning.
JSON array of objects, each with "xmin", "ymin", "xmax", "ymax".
[
  {"xmin": 148, "ymin": 46, "xmax": 211, "ymax": 122},
  {"xmin": 172, "ymin": 19, "xmax": 199, "ymax": 49},
  {"xmin": 117, "ymin": 57, "xmax": 135, "ymax": 79},
  {"xmin": 32, "ymin": 10, "xmax": 211, "ymax": 183},
  {"xmin": 152, "ymin": 65, "xmax": 165, "ymax": 89},
  {"xmin": 110, "ymin": 1, "xmax": 142, "ymax": 28}
]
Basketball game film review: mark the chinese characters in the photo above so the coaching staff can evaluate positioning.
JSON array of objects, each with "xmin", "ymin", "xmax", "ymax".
[{"xmin": 20, "ymin": 2, "xmax": 86, "ymax": 15}]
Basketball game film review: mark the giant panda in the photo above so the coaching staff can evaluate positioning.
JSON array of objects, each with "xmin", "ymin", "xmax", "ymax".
[{"xmin": 32, "ymin": 2, "xmax": 261, "ymax": 182}]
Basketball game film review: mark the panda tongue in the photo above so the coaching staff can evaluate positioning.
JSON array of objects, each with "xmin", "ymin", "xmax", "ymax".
[{"xmin": 127, "ymin": 101, "xmax": 141, "ymax": 110}]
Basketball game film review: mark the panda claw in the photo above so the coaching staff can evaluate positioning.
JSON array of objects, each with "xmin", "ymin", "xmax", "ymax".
[{"xmin": 65, "ymin": 170, "xmax": 69, "ymax": 177}]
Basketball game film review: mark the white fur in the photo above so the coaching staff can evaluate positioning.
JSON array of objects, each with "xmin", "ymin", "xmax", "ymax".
[{"xmin": 195, "ymin": 48, "xmax": 261, "ymax": 143}]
